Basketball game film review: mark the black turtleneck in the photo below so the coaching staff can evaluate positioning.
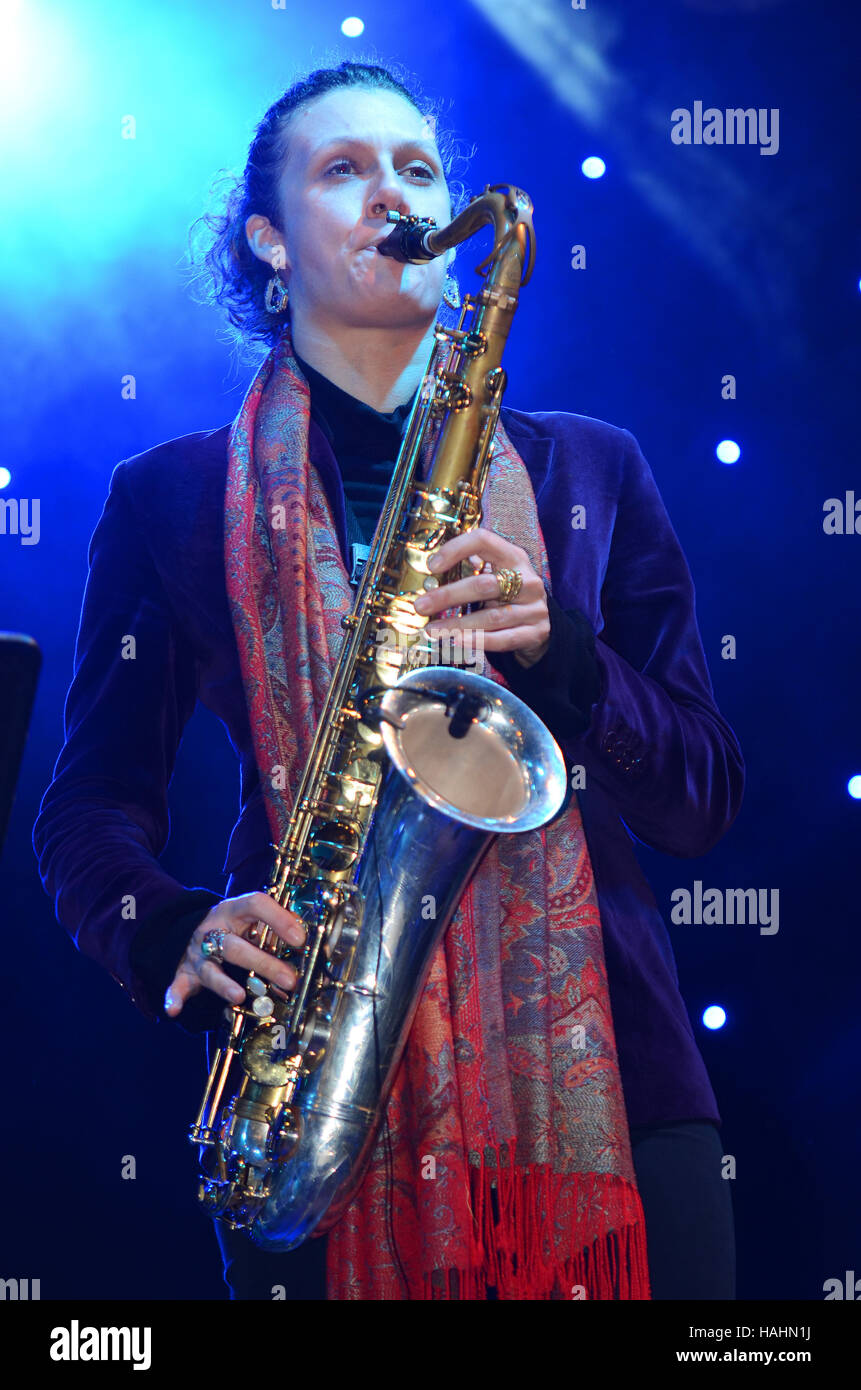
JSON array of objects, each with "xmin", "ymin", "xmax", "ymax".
[{"xmin": 295, "ymin": 351, "xmax": 413, "ymax": 549}]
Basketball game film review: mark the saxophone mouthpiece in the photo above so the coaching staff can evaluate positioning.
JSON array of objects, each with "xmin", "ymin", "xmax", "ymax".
[{"xmin": 376, "ymin": 212, "xmax": 439, "ymax": 264}]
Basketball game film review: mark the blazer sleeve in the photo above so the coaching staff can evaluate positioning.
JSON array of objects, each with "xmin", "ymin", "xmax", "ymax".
[
  {"xmin": 491, "ymin": 592, "xmax": 601, "ymax": 741},
  {"xmin": 32, "ymin": 460, "xmax": 223, "ymax": 1024},
  {"xmin": 499, "ymin": 426, "xmax": 745, "ymax": 859}
]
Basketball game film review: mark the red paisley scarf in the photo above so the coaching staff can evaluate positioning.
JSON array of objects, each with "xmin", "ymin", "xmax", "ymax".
[{"xmin": 224, "ymin": 322, "xmax": 650, "ymax": 1300}]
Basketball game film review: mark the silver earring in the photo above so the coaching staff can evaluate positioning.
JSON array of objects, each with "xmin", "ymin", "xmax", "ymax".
[
  {"xmin": 264, "ymin": 274, "xmax": 289, "ymax": 315},
  {"xmin": 442, "ymin": 273, "xmax": 461, "ymax": 309}
]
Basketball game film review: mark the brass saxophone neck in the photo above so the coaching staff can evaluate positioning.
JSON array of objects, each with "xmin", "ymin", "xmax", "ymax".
[{"xmin": 376, "ymin": 183, "xmax": 535, "ymax": 285}]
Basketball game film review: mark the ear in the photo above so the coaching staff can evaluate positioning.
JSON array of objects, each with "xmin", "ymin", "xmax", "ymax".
[{"xmin": 245, "ymin": 214, "xmax": 292, "ymax": 276}]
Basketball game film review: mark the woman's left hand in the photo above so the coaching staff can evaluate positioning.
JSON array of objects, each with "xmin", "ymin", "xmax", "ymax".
[{"xmin": 412, "ymin": 527, "xmax": 550, "ymax": 669}]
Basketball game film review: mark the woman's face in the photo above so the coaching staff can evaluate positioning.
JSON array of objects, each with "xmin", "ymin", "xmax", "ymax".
[{"xmin": 250, "ymin": 86, "xmax": 455, "ymax": 333}]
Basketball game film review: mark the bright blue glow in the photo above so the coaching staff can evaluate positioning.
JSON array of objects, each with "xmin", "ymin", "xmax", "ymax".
[
  {"xmin": 702, "ymin": 1005, "xmax": 727, "ymax": 1030},
  {"xmin": 848, "ymin": 775, "xmax": 861, "ymax": 800},
  {"xmin": 0, "ymin": 0, "xmax": 329, "ymax": 403},
  {"xmin": 341, "ymin": 16, "xmax": 364, "ymax": 36},
  {"xmin": 716, "ymin": 439, "xmax": 741, "ymax": 465},
  {"xmin": 581, "ymin": 156, "xmax": 606, "ymax": 180},
  {"xmin": 0, "ymin": 467, "xmax": 11, "ymax": 489}
]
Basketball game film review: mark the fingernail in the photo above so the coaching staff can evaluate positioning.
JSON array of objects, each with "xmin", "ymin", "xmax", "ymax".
[
  {"xmin": 164, "ymin": 990, "xmax": 176, "ymax": 1011},
  {"xmin": 427, "ymin": 554, "xmax": 441, "ymax": 572},
  {"xmin": 413, "ymin": 594, "xmax": 430, "ymax": 612}
]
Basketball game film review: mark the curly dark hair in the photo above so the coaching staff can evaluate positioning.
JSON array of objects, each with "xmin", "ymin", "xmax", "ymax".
[{"xmin": 186, "ymin": 57, "xmax": 474, "ymax": 363}]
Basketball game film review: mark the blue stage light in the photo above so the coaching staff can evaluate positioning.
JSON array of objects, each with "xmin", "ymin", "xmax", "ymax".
[
  {"xmin": 702, "ymin": 1005, "xmax": 727, "ymax": 1030},
  {"xmin": 0, "ymin": 467, "xmax": 11, "ymax": 490},
  {"xmin": 581, "ymin": 156, "xmax": 606, "ymax": 180},
  {"xmin": 341, "ymin": 16, "xmax": 364, "ymax": 36},
  {"xmin": 848, "ymin": 775, "xmax": 861, "ymax": 800},
  {"xmin": 716, "ymin": 439, "xmax": 741, "ymax": 464}
]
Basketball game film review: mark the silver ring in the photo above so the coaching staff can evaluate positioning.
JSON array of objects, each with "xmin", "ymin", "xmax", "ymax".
[{"xmin": 200, "ymin": 928, "xmax": 229, "ymax": 964}]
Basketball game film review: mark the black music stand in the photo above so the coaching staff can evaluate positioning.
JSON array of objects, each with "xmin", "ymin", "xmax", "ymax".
[{"xmin": 0, "ymin": 633, "xmax": 41, "ymax": 862}]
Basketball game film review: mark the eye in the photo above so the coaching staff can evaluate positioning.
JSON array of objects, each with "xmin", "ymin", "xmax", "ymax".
[{"xmin": 323, "ymin": 158, "xmax": 435, "ymax": 181}]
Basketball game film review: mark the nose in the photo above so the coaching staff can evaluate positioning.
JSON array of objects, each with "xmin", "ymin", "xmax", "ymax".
[{"xmin": 366, "ymin": 159, "xmax": 411, "ymax": 221}]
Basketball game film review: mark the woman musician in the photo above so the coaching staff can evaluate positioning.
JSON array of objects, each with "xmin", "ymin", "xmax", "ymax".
[{"xmin": 33, "ymin": 59, "xmax": 744, "ymax": 1301}]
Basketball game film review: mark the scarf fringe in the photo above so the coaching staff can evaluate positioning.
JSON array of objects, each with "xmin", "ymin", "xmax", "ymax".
[
  {"xmin": 419, "ymin": 1148, "xmax": 650, "ymax": 1300},
  {"xmin": 325, "ymin": 1138, "xmax": 652, "ymax": 1300}
]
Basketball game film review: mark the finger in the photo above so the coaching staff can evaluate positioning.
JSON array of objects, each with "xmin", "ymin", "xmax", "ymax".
[
  {"xmin": 196, "ymin": 957, "xmax": 252, "ymax": 1006},
  {"xmin": 416, "ymin": 570, "xmax": 543, "ymax": 618},
  {"xmin": 216, "ymin": 931, "xmax": 299, "ymax": 995},
  {"xmin": 164, "ymin": 965, "xmax": 209, "ymax": 1018},
  {"xmin": 464, "ymin": 621, "xmax": 552, "ymax": 654},
  {"xmin": 223, "ymin": 891, "xmax": 307, "ymax": 948},
  {"xmin": 427, "ymin": 598, "xmax": 548, "ymax": 633},
  {"xmin": 428, "ymin": 529, "xmax": 527, "ymax": 575},
  {"xmin": 164, "ymin": 983, "xmax": 188, "ymax": 1017}
]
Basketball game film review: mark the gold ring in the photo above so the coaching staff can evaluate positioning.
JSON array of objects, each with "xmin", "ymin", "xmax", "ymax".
[{"xmin": 494, "ymin": 567, "xmax": 523, "ymax": 604}]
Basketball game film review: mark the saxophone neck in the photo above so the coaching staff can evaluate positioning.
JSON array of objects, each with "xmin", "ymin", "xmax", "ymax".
[{"xmin": 377, "ymin": 184, "xmax": 535, "ymax": 287}]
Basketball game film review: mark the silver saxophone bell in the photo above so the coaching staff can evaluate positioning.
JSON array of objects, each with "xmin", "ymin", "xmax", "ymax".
[{"xmin": 251, "ymin": 667, "xmax": 566, "ymax": 1250}]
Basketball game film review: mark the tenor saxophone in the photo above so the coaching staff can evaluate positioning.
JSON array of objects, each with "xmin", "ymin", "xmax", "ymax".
[{"xmin": 190, "ymin": 185, "xmax": 567, "ymax": 1250}]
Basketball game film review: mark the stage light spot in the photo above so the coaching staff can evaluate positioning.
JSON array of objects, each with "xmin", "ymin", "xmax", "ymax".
[
  {"xmin": 702, "ymin": 1005, "xmax": 727, "ymax": 1030},
  {"xmin": 716, "ymin": 439, "xmax": 741, "ymax": 465},
  {"xmin": 0, "ymin": 467, "xmax": 11, "ymax": 489},
  {"xmin": 341, "ymin": 16, "xmax": 364, "ymax": 36},
  {"xmin": 848, "ymin": 775, "xmax": 861, "ymax": 800},
  {"xmin": 581, "ymin": 156, "xmax": 606, "ymax": 179}
]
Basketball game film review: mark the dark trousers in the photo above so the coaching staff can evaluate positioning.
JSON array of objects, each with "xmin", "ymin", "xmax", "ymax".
[
  {"xmin": 628, "ymin": 1119, "xmax": 736, "ymax": 1300},
  {"xmin": 213, "ymin": 1119, "xmax": 735, "ymax": 1300}
]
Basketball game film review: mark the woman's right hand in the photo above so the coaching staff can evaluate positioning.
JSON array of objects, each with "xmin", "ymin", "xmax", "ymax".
[{"xmin": 164, "ymin": 891, "xmax": 307, "ymax": 1019}]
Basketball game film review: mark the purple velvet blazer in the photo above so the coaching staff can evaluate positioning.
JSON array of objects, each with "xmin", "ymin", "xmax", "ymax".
[{"xmin": 32, "ymin": 405, "xmax": 745, "ymax": 1129}]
